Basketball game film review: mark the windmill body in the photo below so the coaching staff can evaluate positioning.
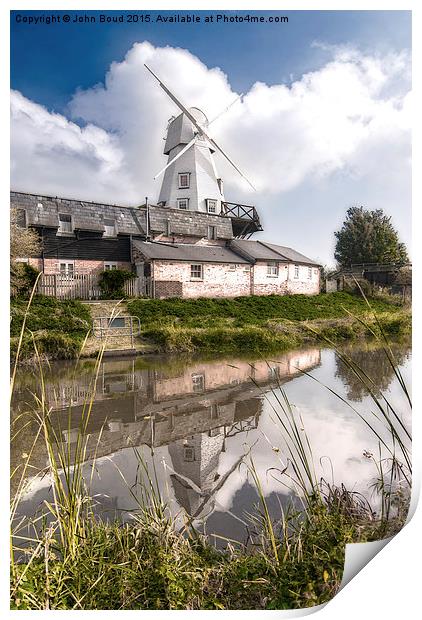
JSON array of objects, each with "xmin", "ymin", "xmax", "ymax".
[{"xmin": 158, "ymin": 109, "xmax": 225, "ymax": 213}]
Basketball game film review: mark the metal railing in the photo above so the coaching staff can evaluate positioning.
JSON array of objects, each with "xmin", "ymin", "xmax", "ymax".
[{"xmin": 221, "ymin": 201, "xmax": 262, "ymax": 225}]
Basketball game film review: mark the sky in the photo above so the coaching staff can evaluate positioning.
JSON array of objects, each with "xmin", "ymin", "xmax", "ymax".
[{"xmin": 10, "ymin": 9, "xmax": 412, "ymax": 266}]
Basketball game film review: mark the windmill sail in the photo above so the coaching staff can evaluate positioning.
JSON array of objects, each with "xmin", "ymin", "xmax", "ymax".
[{"xmin": 145, "ymin": 64, "xmax": 255, "ymax": 191}]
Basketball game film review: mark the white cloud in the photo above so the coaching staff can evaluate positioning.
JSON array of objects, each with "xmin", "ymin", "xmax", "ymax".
[{"xmin": 10, "ymin": 41, "xmax": 411, "ymax": 262}]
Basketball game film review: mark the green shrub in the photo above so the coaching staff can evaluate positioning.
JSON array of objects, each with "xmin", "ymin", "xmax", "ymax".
[
  {"xmin": 98, "ymin": 269, "xmax": 134, "ymax": 299},
  {"xmin": 11, "ymin": 263, "xmax": 39, "ymax": 296}
]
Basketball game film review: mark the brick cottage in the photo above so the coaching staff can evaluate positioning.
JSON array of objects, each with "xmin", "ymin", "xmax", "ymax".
[{"xmin": 11, "ymin": 190, "xmax": 320, "ymax": 299}]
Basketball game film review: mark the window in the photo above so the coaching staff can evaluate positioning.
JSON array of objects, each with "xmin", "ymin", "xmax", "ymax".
[
  {"xmin": 165, "ymin": 220, "xmax": 171, "ymax": 236},
  {"xmin": 59, "ymin": 261, "xmax": 74, "ymax": 276},
  {"xmin": 192, "ymin": 373, "xmax": 205, "ymax": 393},
  {"xmin": 294, "ymin": 265, "xmax": 299, "ymax": 279},
  {"xmin": 103, "ymin": 218, "xmax": 116, "ymax": 237},
  {"xmin": 104, "ymin": 262, "xmax": 118, "ymax": 271},
  {"xmin": 58, "ymin": 213, "xmax": 73, "ymax": 234},
  {"xmin": 229, "ymin": 264, "xmax": 236, "ymax": 271},
  {"xmin": 177, "ymin": 198, "xmax": 189, "ymax": 210},
  {"xmin": 267, "ymin": 263, "xmax": 279, "ymax": 277},
  {"xmin": 178, "ymin": 173, "xmax": 190, "ymax": 189},
  {"xmin": 206, "ymin": 199, "xmax": 218, "ymax": 214},
  {"xmin": 308, "ymin": 267, "xmax": 312, "ymax": 280},
  {"xmin": 183, "ymin": 446, "xmax": 195, "ymax": 462},
  {"xmin": 190, "ymin": 264, "xmax": 203, "ymax": 280},
  {"xmin": 207, "ymin": 225, "xmax": 217, "ymax": 240}
]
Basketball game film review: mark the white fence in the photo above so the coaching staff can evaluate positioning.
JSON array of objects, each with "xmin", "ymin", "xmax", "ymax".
[{"xmin": 36, "ymin": 274, "xmax": 140, "ymax": 300}]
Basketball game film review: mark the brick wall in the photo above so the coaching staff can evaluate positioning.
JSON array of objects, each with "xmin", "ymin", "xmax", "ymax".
[
  {"xmin": 154, "ymin": 280, "xmax": 183, "ymax": 298},
  {"xmin": 253, "ymin": 262, "xmax": 320, "ymax": 296},
  {"xmin": 153, "ymin": 260, "xmax": 251, "ymax": 298}
]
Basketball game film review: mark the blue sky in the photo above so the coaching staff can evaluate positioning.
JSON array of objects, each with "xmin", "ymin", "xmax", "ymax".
[
  {"xmin": 10, "ymin": 10, "xmax": 412, "ymax": 265},
  {"xmin": 11, "ymin": 10, "xmax": 411, "ymax": 111}
]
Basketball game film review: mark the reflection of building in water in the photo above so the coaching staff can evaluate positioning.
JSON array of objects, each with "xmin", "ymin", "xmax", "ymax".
[{"xmin": 11, "ymin": 348, "xmax": 321, "ymax": 511}]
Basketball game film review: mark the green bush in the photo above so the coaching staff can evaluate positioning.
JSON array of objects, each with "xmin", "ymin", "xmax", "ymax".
[
  {"xmin": 98, "ymin": 269, "xmax": 134, "ymax": 299},
  {"xmin": 11, "ymin": 263, "xmax": 39, "ymax": 296}
]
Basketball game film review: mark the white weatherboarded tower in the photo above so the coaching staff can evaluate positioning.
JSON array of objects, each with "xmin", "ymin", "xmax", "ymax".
[
  {"xmin": 158, "ymin": 109, "xmax": 225, "ymax": 213},
  {"xmin": 145, "ymin": 65, "xmax": 255, "ymax": 214}
]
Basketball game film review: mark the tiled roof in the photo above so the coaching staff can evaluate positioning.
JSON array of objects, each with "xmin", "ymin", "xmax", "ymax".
[
  {"xmin": 133, "ymin": 240, "xmax": 250, "ymax": 264},
  {"xmin": 230, "ymin": 240, "xmax": 319, "ymax": 266}
]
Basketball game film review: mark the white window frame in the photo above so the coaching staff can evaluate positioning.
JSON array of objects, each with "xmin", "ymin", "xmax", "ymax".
[
  {"xmin": 267, "ymin": 263, "xmax": 279, "ymax": 277},
  {"xmin": 177, "ymin": 198, "xmax": 189, "ymax": 210},
  {"xmin": 207, "ymin": 225, "xmax": 217, "ymax": 240},
  {"xmin": 103, "ymin": 218, "xmax": 116, "ymax": 237},
  {"xmin": 58, "ymin": 213, "xmax": 73, "ymax": 234},
  {"xmin": 190, "ymin": 264, "xmax": 203, "ymax": 280},
  {"xmin": 206, "ymin": 199, "xmax": 218, "ymax": 214},
  {"xmin": 59, "ymin": 261, "xmax": 75, "ymax": 276},
  {"xmin": 178, "ymin": 172, "xmax": 190, "ymax": 189},
  {"xmin": 308, "ymin": 267, "xmax": 312, "ymax": 280},
  {"xmin": 294, "ymin": 265, "xmax": 300, "ymax": 279},
  {"xmin": 104, "ymin": 261, "xmax": 118, "ymax": 271}
]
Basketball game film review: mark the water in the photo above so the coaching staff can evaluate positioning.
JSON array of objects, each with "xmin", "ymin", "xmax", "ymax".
[{"xmin": 11, "ymin": 341, "xmax": 411, "ymax": 544}]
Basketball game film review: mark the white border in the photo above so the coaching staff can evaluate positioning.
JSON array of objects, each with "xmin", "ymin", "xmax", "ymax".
[{"xmin": 1, "ymin": 2, "xmax": 419, "ymax": 618}]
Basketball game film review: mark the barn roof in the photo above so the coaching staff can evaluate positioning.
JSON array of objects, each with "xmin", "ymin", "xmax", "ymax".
[
  {"xmin": 133, "ymin": 240, "xmax": 250, "ymax": 264},
  {"xmin": 230, "ymin": 240, "xmax": 320, "ymax": 266}
]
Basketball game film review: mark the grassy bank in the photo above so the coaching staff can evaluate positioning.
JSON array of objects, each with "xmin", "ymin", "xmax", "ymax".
[
  {"xmin": 11, "ymin": 292, "xmax": 411, "ymax": 361},
  {"xmin": 10, "ymin": 295, "xmax": 91, "ymax": 361},
  {"xmin": 128, "ymin": 292, "xmax": 410, "ymax": 354},
  {"xmin": 11, "ymin": 493, "xmax": 403, "ymax": 610}
]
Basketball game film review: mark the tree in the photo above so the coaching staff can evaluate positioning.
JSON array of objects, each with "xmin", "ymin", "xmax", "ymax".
[
  {"xmin": 334, "ymin": 206, "xmax": 409, "ymax": 267},
  {"xmin": 10, "ymin": 208, "xmax": 41, "ymax": 293}
]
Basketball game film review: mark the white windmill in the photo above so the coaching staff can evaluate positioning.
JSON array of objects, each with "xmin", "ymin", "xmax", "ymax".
[{"xmin": 144, "ymin": 64, "xmax": 255, "ymax": 216}]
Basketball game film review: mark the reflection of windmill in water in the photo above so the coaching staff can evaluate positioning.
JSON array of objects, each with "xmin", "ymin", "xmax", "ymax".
[{"xmin": 167, "ymin": 397, "xmax": 262, "ymax": 521}]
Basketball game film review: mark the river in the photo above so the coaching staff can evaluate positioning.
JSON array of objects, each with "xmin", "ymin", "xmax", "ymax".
[{"xmin": 11, "ymin": 340, "xmax": 411, "ymax": 545}]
